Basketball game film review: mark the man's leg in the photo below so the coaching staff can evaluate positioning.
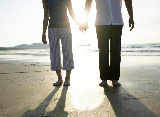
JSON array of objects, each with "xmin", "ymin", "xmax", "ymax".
[
  {"xmin": 96, "ymin": 25, "xmax": 110, "ymax": 86},
  {"xmin": 110, "ymin": 25, "xmax": 123, "ymax": 86}
]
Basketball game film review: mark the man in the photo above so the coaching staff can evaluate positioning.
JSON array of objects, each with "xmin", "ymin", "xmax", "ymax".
[{"xmin": 84, "ymin": 0, "xmax": 134, "ymax": 87}]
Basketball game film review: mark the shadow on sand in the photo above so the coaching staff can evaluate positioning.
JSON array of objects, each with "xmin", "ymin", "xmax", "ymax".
[
  {"xmin": 21, "ymin": 86, "xmax": 68, "ymax": 117},
  {"xmin": 103, "ymin": 86, "xmax": 157, "ymax": 117},
  {"xmin": 21, "ymin": 85, "xmax": 157, "ymax": 117}
]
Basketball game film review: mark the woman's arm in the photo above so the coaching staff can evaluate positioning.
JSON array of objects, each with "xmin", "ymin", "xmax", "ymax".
[
  {"xmin": 66, "ymin": 0, "xmax": 79, "ymax": 25},
  {"xmin": 42, "ymin": 0, "xmax": 49, "ymax": 44},
  {"xmin": 67, "ymin": 0, "xmax": 89, "ymax": 31}
]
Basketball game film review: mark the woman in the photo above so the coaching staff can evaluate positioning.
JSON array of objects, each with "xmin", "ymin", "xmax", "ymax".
[{"xmin": 42, "ymin": 0, "xmax": 80, "ymax": 86}]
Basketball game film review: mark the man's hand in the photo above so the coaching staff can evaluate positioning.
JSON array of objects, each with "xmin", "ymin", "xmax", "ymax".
[
  {"xmin": 42, "ymin": 34, "xmax": 47, "ymax": 44},
  {"xmin": 129, "ymin": 17, "xmax": 134, "ymax": 31}
]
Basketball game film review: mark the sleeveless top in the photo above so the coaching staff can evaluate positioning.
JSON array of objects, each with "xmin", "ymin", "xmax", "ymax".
[{"xmin": 46, "ymin": 0, "xmax": 70, "ymax": 28}]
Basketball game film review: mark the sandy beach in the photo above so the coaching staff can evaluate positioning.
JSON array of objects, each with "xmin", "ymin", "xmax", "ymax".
[{"xmin": 0, "ymin": 51, "xmax": 160, "ymax": 117}]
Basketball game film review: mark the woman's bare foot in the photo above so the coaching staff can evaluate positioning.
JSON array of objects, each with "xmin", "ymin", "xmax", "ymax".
[
  {"xmin": 53, "ymin": 80, "xmax": 63, "ymax": 86},
  {"xmin": 64, "ymin": 70, "xmax": 71, "ymax": 86},
  {"xmin": 63, "ymin": 80, "xmax": 70, "ymax": 86},
  {"xmin": 63, "ymin": 77, "xmax": 70, "ymax": 86},
  {"xmin": 53, "ymin": 75, "xmax": 63, "ymax": 86},
  {"xmin": 99, "ymin": 80, "xmax": 108, "ymax": 87}
]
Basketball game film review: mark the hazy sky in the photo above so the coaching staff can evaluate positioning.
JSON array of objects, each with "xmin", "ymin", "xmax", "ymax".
[{"xmin": 0, "ymin": 0, "xmax": 160, "ymax": 47}]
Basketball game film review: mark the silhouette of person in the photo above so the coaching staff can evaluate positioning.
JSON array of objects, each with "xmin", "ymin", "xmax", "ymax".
[
  {"xmin": 42, "ymin": 0, "xmax": 83, "ymax": 86},
  {"xmin": 84, "ymin": 0, "xmax": 134, "ymax": 87}
]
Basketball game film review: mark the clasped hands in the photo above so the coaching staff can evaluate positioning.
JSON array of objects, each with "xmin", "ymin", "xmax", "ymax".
[
  {"xmin": 42, "ymin": 21, "xmax": 89, "ymax": 44},
  {"xmin": 78, "ymin": 21, "xmax": 89, "ymax": 32}
]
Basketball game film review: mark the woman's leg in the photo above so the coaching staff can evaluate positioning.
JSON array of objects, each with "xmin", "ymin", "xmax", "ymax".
[
  {"xmin": 56, "ymin": 69, "xmax": 63, "ymax": 80},
  {"xmin": 60, "ymin": 28, "xmax": 74, "ymax": 86},
  {"xmin": 60, "ymin": 28, "xmax": 74, "ymax": 71},
  {"xmin": 63, "ymin": 70, "xmax": 71, "ymax": 86},
  {"xmin": 52, "ymin": 70, "xmax": 63, "ymax": 86},
  {"xmin": 48, "ymin": 28, "xmax": 63, "ymax": 86}
]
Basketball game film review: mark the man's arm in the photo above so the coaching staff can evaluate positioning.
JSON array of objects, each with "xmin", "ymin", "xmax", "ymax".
[
  {"xmin": 42, "ymin": 0, "xmax": 49, "ymax": 44},
  {"xmin": 124, "ymin": 0, "xmax": 134, "ymax": 31},
  {"xmin": 85, "ymin": 0, "xmax": 93, "ymax": 19}
]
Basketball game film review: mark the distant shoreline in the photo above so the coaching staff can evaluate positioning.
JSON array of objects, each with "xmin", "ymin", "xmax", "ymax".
[
  {"xmin": 0, "ymin": 43, "xmax": 49, "ymax": 50},
  {"xmin": 1, "ymin": 43, "xmax": 160, "ymax": 56},
  {"xmin": 0, "ymin": 47, "xmax": 49, "ymax": 51},
  {"xmin": 1, "ymin": 42, "xmax": 160, "ymax": 49}
]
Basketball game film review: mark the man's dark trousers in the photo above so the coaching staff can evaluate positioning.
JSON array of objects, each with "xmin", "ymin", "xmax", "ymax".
[{"xmin": 96, "ymin": 25, "xmax": 123, "ymax": 81}]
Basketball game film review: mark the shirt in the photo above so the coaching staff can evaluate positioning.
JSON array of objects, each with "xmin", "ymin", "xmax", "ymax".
[
  {"xmin": 46, "ymin": 0, "xmax": 70, "ymax": 28},
  {"xmin": 95, "ymin": 0, "xmax": 124, "ymax": 25}
]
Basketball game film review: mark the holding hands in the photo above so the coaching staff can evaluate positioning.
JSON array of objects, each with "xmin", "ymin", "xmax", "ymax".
[
  {"xmin": 74, "ymin": 15, "xmax": 88, "ymax": 32},
  {"xmin": 79, "ymin": 21, "xmax": 88, "ymax": 32},
  {"xmin": 74, "ymin": 17, "xmax": 88, "ymax": 32}
]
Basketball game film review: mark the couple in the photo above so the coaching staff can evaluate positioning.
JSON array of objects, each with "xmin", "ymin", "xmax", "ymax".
[{"xmin": 42, "ymin": 0, "xmax": 134, "ymax": 87}]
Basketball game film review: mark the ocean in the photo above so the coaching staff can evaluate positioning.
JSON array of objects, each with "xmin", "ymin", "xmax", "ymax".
[{"xmin": 0, "ymin": 43, "xmax": 160, "ymax": 62}]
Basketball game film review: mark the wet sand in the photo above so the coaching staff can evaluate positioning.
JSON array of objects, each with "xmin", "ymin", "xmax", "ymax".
[{"xmin": 0, "ymin": 52, "xmax": 160, "ymax": 117}]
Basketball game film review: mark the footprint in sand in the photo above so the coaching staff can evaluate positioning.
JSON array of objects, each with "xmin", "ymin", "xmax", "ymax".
[
  {"xmin": 31, "ymin": 64, "xmax": 36, "ymax": 66},
  {"xmin": 15, "ymin": 72, "xmax": 28, "ymax": 73},
  {"xmin": 35, "ymin": 71, "xmax": 42, "ymax": 72},
  {"xmin": 0, "ymin": 73, "xmax": 10, "ymax": 74}
]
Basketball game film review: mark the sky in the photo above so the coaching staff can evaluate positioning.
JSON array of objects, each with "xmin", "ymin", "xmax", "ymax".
[{"xmin": 0, "ymin": 0, "xmax": 160, "ymax": 47}]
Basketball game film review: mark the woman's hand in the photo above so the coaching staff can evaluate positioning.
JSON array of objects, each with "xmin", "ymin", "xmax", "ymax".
[{"xmin": 42, "ymin": 0, "xmax": 49, "ymax": 44}]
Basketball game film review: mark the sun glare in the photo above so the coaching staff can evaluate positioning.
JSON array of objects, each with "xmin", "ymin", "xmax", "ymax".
[
  {"xmin": 77, "ymin": 13, "xmax": 87, "ymax": 25},
  {"xmin": 70, "ymin": 0, "xmax": 97, "ymax": 50},
  {"xmin": 71, "ymin": 0, "xmax": 87, "ymax": 24},
  {"xmin": 71, "ymin": 0, "xmax": 96, "ymax": 26}
]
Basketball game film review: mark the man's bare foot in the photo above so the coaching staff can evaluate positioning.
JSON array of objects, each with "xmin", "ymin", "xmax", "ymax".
[
  {"xmin": 99, "ymin": 80, "xmax": 108, "ymax": 87},
  {"xmin": 112, "ymin": 80, "xmax": 121, "ymax": 87}
]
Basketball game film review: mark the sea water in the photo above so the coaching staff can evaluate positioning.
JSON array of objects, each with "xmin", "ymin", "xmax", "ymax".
[{"xmin": 0, "ymin": 43, "xmax": 160, "ymax": 62}]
